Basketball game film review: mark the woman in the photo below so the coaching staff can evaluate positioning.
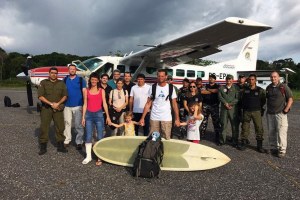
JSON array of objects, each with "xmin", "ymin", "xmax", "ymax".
[
  {"xmin": 108, "ymin": 78, "xmax": 128, "ymax": 136},
  {"xmin": 183, "ymin": 81, "xmax": 203, "ymax": 116},
  {"xmin": 82, "ymin": 72, "xmax": 111, "ymax": 165}
]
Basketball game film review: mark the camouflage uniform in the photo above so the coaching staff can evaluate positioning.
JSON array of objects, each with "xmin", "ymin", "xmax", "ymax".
[{"xmin": 199, "ymin": 83, "xmax": 221, "ymax": 141}]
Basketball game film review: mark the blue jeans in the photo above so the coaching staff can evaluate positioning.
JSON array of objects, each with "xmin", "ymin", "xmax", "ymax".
[{"xmin": 85, "ymin": 110, "xmax": 104, "ymax": 143}]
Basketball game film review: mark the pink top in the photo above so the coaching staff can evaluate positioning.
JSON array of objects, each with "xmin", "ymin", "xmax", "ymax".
[{"xmin": 87, "ymin": 88, "xmax": 103, "ymax": 112}]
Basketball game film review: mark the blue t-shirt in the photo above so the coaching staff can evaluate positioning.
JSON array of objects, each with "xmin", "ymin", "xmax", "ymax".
[
  {"xmin": 65, "ymin": 76, "xmax": 86, "ymax": 107},
  {"xmin": 107, "ymin": 79, "xmax": 117, "ymax": 89}
]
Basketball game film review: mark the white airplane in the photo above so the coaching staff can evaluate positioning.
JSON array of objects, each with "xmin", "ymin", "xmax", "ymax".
[{"xmin": 18, "ymin": 17, "xmax": 272, "ymax": 105}]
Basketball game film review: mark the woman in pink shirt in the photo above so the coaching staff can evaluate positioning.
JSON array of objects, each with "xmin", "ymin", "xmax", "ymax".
[{"xmin": 82, "ymin": 72, "xmax": 111, "ymax": 165}]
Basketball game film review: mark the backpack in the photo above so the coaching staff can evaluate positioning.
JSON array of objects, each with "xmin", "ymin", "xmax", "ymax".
[
  {"xmin": 132, "ymin": 135, "xmax": 164, "ymax": 178},
  {"xmin": 4, "ymin": 96, "xmax": 11, "ymax": 107},
  {"xmin": 151, "ymin": 83, "xmax": 174, "ymax": 102}
]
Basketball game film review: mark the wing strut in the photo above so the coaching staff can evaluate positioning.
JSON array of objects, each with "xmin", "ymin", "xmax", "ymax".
[{"xmin": 132, "ymin": 58, "xmax": 147, "ymax": 81}]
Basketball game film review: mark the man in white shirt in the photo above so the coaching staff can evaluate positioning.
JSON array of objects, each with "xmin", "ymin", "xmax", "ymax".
[
  {"xmin": 140, "ymin": 69, "xmax": 180, "ymax": 139},
  {"xmin": 129, "ymin": 73, "xmax": 151, "ymax": 136}
]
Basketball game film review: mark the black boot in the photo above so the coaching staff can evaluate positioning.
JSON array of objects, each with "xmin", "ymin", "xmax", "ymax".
[
  {"xmin": 57, "ymin": 142, "xmax": 68, "ymax": 153},
  {"xmin": 238, "ymin": 139, "xmax": 247, "ymax": 151},
  {"xmin": 257, "ymin": 140, "xmax": 264, "ymax": 153},
  {"xmin": 39, "ymin": 143, "xmax": 47, "ymax": 155}
]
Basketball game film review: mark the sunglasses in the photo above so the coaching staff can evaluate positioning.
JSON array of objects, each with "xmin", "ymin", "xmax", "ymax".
[{"xmin": 189, "ymin": 86, "xmax": 196, "ymax": 88}]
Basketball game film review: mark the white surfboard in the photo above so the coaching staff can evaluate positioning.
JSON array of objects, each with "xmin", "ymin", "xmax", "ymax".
[{"xmin": 93, "ymin": 136, "xmax": 230, "ymax": 171}]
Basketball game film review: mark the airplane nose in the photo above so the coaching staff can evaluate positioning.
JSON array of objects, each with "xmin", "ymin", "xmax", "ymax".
[{"xmin": 16, "ymin": 72, "xmax": 29, "ymax": 80}]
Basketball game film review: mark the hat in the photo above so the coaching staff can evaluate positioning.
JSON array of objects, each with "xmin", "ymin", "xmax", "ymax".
[
  {"xmin": 209, "ymin": 74, "xmax": 216, "ymax": 80},
  {"xmin": 226, "ymin": 74, "xmax": 234, "ymax": 80},
  {"xmin": 238, "ymin": 74, "xmax": 245, "ymax": 78}
]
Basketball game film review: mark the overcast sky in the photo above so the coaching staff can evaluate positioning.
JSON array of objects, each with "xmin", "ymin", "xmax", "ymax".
[{"xmin": 0, "ymin": 0, "xmax": 299, "ymax": 63}]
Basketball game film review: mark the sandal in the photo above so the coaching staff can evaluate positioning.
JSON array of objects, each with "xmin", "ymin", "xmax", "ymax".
[{"xmin": 96, "ymin": 159, "xmax": 102, "ymax": 166}]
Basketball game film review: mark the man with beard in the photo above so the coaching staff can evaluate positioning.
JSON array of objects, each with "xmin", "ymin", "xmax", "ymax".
[
  {"xmin": 199, "ymin": 74, "xmax": 221, "ymax": 143},
  {"xmin": 63, "ymin": 64, "xmax": 86, "ymax": 150},
  {"xmin": 38, "ymin": 67, "xmax": 68, "ymax": 155}
]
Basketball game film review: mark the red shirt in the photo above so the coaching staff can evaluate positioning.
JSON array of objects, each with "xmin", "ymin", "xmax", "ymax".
[{"xmin": 87, "ymin": 88, "xmax": 103, "ymax": 112}]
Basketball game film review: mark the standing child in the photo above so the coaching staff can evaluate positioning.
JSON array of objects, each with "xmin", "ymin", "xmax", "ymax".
[
  {"xmin": 110, "ymin": 111, "xmax": 139, "ymax": 136},
  {"xmin": 180, "ymin": 102, "xmax": 204, "ymax": 144}
]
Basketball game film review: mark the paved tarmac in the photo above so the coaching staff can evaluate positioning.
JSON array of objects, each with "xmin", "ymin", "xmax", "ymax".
[{"xmin": 0, "ymin": 88, "xmax": 300, "ymax": 200}]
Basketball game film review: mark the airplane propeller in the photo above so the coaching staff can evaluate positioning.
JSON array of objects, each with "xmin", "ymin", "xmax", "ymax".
[{"xmin": 21, "ymin": 56, "xmax": 33, "ymax": 106}]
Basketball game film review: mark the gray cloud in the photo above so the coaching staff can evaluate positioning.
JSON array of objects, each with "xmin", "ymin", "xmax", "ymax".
[{"xmin": 0, "ymin": 0, "xmax": 299, "ymax": 62}]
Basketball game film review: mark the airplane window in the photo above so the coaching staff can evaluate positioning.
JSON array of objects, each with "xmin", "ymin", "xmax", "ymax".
[
  {"xmin": 146, "ymin": 67, "xmax": 157, "ymax": 74},
  {"xmin": 117, "ymin": 65, "xmax": 125, "ymax": 73},
  {"xmin": 95, "ymin": 62, "xmax": 113, "ymax": 76},
  {"xmin": 166, "ymin": 69, "xmax": 173, "ymax": 76},
  {"xmin": 197, "ymin": 71, "xmax": 205, "ymax": 78},
  {"xmin": 79, "ymin": 58, "xmax": 103, "ymax": 71},
  {"xmin": 187, "ymin": 70, "xmax": 195, "ymax": 78},
  {"xmin": 129, "ymin": 66, "xmax": 138, "ymax": 73},
  {"xmin": 176, "ymin": 69, "xmax": 185, "ymax": 77}
]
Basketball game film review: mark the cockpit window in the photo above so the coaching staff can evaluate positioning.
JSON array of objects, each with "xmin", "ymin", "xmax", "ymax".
[{"xmin": 77, "ymin": 58, "xmax": 103, "ymax": 71}]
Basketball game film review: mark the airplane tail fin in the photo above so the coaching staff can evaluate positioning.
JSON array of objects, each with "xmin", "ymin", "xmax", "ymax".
[{"xmin": 236, "ymin": 34, "xmax": 259, "ymax": 71}]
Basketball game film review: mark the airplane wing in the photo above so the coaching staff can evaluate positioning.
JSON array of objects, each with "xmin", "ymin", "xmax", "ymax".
[{"xmin": 120, "ymin": 17, "xmax": 271, "ymax": 67}]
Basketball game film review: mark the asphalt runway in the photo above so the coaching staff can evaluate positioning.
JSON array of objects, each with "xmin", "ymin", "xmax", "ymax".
[{"xmin": 0, "ymin": 88, "xmax": 300, "ymax": 199}]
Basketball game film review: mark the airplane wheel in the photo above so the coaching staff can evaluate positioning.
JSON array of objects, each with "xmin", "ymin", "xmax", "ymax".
[{"xmin": 37, "ymin": 102, "xmax": 42, "ymax": 112}]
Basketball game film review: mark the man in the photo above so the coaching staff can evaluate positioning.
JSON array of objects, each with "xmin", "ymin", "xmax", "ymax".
[
  {"xmin": 266, "ymin": 71, "xmax": 293, "ymax": 158},
  {"xmin": 107, "ymin": 69, "xmax": 121, "ymax": 89},
  {"xmin": 100, "ymin": 73, "xmax": 113, "ymax": 136},
  {"xmin": 100, "ymin": 73, "xmax": 113, "ymax": 104},
  {"xmin": 123, "ymin": 72, "xmax": 136, "ymax": 111},
  {"xmin": 139, "ymin": 69, "xmax": 180, "ymax": 139},
  {"xmin": 218, "ymin": 74, "xmax": 239, "ymax": 146},
  {"xmin": 38, "ymin": 67, "xmax": 68, "ymax": 155},
  {"xmin": 129, "ymin": 73, "xmax": 151, "ymax": 136},
  {"xmin": 196, "ymin": 77, "xmax": 203, "ymax": 92},
  {"xmin": 199, "ymin": 74, "xmax": 221, "ymax": 142},
  {"xmin": 123, "ymin": 72, "xmax": 136, "ymax": 97},
  {"xmin": 238, "ymin": 74, "xmax": 266, "ymax": 152},
  {"xmin": 63, "ymin": 64, "xmax": 86, "ymax": 150},
  {"xmin": 166, "ymin": 75, "xmax": 178, "ymax": 94}
]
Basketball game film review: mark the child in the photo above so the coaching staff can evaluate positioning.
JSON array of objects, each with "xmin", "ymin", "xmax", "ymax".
[
  {"xmin": 110, "ymin": 111, "xmax": 139, "ymax": 136},
  {"xmin": 180, "ymin": 102, "xmax": 204, "ymax": 144}
]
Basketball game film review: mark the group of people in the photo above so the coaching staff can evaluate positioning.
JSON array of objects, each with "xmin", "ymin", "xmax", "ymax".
[
  {"xmin": 37, "ymin": 66, "xmax": 293, "ymax": 166},
  {"xmin": 177, "ymin": 72, "xmax": 293, "ymax": 157}
]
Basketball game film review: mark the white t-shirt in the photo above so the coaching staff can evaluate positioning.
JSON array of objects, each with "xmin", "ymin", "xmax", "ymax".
[
  {"xmin": 149, "ymin": 84, "xmax": 177, "ymax": 121},
  {"xmin": 186, "ymin": 114, "xmax": 203, "ymax": 140},
  {"xmin": 130, "ymin": 83, "xmax": 151, "ymax": 113}
]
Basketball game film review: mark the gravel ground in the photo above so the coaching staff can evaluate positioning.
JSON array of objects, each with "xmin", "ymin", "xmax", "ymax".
[{"xmin": 0, "ymin": 88, "xmax": 300, "ymax": 200}]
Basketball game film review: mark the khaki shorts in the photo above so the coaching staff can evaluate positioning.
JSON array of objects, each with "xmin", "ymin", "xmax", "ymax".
[{"xmin": 149, "ymin": 120, "xmax": 172, "ymax": 140}]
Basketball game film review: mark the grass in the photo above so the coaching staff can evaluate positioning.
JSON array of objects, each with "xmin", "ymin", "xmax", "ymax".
[
  {"xmin": 0, "ymin": 79, "xmax": 26, "ymax": 87},
  {"xmin": 292, "ymin": 90, "xmax": 300, "ymax": 101}
]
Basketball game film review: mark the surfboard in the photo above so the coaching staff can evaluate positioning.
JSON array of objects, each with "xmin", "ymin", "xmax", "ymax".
[{"xmin": 93, "ymin": 136, "xmax": 230, "ymax": 171}]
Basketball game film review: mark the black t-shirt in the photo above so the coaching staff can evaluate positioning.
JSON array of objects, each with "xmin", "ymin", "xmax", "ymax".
[
  {"xmin": 184, "ymin": 93, "xmax": 203, "ymax": 105},
  {"xmin": 202, "ymin": 83, "xmax": 219, "ymax": 105},
  {"xmin": 123, "ymin": 82, "xmax": 136, "ymax": 97},
  {"xmin": 100, "ymin": 84, "xmax": 112, "ymax": 104}
]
